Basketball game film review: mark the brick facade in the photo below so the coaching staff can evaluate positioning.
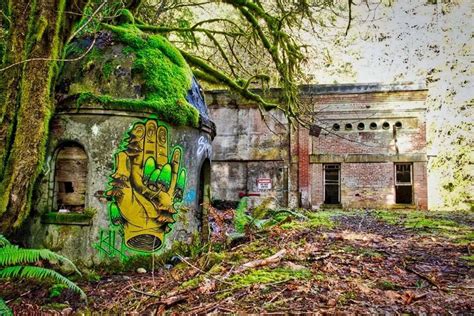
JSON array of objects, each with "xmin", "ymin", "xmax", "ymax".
[{"xmin": 207, "ymin": 83, "xmax": 429, "ymax": 210}]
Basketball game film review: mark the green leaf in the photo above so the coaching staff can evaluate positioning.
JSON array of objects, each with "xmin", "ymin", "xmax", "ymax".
[
  {"xmin": 234, "ymin": 197, "xmax": 249, "ymax": 233},
  {"xmin": 0, "ymin": 235, "xmax": 11, "ymax": 248},
  {"xmin": 0, "ymin": 298, "xmax": 12, "ymax": 316},
  {"xmin": 0, "ymin": 266, "xmax": 86, "ymax": 300},
  {"xmin": 0, "ymin": 246, "xmax": 80, "ymax": 275}
]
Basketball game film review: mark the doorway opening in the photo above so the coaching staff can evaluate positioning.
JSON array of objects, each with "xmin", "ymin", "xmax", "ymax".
[
  {"xmin": 395, "ymin": 163, "xmax": 413, "ymax": 204},
  {"xmin": 324, "ymin": 164, "xmax": 340, "ymax": 204},
  {"xmin": 198, "ymin": 159, "xmax": 211, "ymax": 241}
]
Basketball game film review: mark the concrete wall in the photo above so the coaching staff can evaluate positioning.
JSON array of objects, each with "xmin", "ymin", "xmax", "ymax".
[
  {"xmin": 26, "ymin": 105, "xmax": 213, "ymax": 267},
  {"xmin": 207, "ymin": 91, "xmax": 290, "ymax": 208}
]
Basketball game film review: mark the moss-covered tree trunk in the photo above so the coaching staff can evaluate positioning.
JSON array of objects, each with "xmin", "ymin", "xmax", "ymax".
[{"xmin": 0, "ymin": 0, "xmax": 70, "ymax": 234}]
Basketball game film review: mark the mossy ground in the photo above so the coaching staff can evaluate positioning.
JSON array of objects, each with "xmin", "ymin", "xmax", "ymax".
[
  {"xmin": 374, "ymin": 209, "xmax": 474, "ymax": 244},
  {"xmin": 5, "ymin": 209, "xmax": 473, "ymax": 314}
]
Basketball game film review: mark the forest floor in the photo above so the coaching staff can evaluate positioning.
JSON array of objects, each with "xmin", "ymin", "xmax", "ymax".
[{"xmin": 3, "ymin": 209, "xmax": 473, "ymax": 314}]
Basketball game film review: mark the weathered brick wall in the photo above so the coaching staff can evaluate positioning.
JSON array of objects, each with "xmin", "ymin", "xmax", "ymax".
[
  {"xmin": 310, "ymin": 88, "xmax": 428, "ymax": 209},
  {"xmin": 310, "ymin": 164, "xmax": 324, "ymax": 207},
  {"xmin": 413, "ymin": 161, "xmax": 428, "ymax": 209},
  {"xmin": 207, "ymin": 84, "xmax": 429, "ymax": 210},
  {"xmin": 341, "ymin": 163, "xmax": 395, "ymax": 209}
]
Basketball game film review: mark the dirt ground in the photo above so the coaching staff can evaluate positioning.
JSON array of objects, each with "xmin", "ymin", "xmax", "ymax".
[{"xmin": 2, "ymin": 209, "xmax": 473, "ymax": 315}]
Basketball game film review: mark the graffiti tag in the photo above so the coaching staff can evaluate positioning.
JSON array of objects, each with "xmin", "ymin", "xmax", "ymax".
[{"xmin": 197, "ymin": 136, "xmax": 211, "ymax": 156}]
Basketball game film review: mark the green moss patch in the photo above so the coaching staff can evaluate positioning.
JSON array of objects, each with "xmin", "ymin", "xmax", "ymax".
[
  {"xmin": 280, "ymin": 210, "xmax": 340, "ymax": 230},
  {"xmin": 103, "ymin": 23, "xmax": 198, "ymax": 127},
  {"xmin": 64, "ymin": 18, "xmax": 199, "ymax": 128},
  {"xmin": 374, "ymin": 210, "xmax": 473, "ymax": 244},
  {"xmin": 227, "ymin": 266, "xmax": 312, "ymax": 290},
  {"xmin": 460, "ymin": 255, "xmax": 474, "ymax": 266},
  {"xmin": 41, "ymin": 212, "xmax": 93, "ymax": 226}
]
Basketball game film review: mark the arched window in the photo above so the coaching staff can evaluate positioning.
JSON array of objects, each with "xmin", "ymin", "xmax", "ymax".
[{"xmin": 54, "ymin": 143, "xmax": 88, "ymax": 212}]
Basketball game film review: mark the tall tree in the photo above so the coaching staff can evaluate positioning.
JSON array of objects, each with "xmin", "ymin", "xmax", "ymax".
[{"xmin": 0, "ymin": 0, "xmax": 351, "ymax": 234}]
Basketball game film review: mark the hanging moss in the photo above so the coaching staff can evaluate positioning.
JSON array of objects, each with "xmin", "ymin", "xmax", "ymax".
[{"xmin": 63, "ymin": 16, "xmax": 199, "ymax": 128}]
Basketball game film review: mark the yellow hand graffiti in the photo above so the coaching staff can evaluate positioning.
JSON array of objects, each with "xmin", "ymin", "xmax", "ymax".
[{"xmin": 106, "ymin": 119, "xmax": 186, "ymax": 252}]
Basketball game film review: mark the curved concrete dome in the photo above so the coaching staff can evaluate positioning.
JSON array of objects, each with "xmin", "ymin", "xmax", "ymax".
[{"xmin": 57, "ymin": 26, "xmax": 211, "ymax": 127}]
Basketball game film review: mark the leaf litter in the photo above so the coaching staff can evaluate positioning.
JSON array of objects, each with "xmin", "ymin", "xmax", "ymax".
[{"xmin": 2, "ymin": 208, "xmax": 473, "ymax": 314}]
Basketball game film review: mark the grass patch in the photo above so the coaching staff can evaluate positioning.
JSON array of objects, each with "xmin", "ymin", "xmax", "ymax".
[
  {"xmin": 374, "ymin": 210, "xmax": 473, "ymax": 244},
  {"xmin": 338, "ymin": 291, "xmax": 356, "ymax": 305},
  {"xmin": 375, "ymin": 280, "xmax": 401, "ymax": 291},
  {"xmin": 227, "ymin": 267, "xmax": 312, "ymax": 290},
  {"xmin": 280, "ymin": 210, "xmax": 343, "ymax": 230},
  {"xmin": 460, "ymin": 255, "xmax": 474, "ymax": 266}
]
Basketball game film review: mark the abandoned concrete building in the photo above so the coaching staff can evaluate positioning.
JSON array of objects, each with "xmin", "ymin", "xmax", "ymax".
[
  {"xmin": 208, "ymin": 83, "xmax": 428, "ymax": 210},
  {"xmin": 24, "ymin": 29, "xmax": 215, "ymax": 266}
]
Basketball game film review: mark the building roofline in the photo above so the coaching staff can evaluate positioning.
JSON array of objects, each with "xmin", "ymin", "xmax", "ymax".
[
  {"xmin": 206, "ymin": 82, "xmax": 428, "ymax": 96},
  {"xmin": 298, "ymin": 82, "xmax": 427, "ymax": 95}
]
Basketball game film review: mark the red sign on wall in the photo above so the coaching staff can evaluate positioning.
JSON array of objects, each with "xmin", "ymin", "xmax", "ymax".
[{"xmin": 256, "ymin": 178, "xmax": 272, "ymax": 190}]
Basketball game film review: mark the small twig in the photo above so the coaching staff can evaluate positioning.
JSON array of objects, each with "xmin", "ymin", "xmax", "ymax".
[
  {"xmin": 309, "ymin": 252, "xmax": 332, "ymax": 261},
  {"xmin": 176, "ymin": 254, "xmax": 233, "ymax": 285},
  {"xmin": 131, "ymin": 288, "xmax": 160, "ymax": 298},
  {"xmin": 67, "ymin": 0, "xmax": 107, "ymax": 43},
  {"xmin": 403, "ymin": 264, "xmax": 441, "ymax": 289},
  {"xmin": 234, "ymin": 249, "xmax": 287, "ymax": 273},
  {"xmin": 266, "ymin": 288, "xmax": 286, "ymax": 305},
  {"xmin": 0, "ymin": 37, "xmax": 97, "ymax": 72},
  {"xmin": 6, "ymin": 290, "xmax": 32, "ymax": 303},
  {"xmin": 345, "ymin": 0, "xmax": 353, "ymax": 36}
]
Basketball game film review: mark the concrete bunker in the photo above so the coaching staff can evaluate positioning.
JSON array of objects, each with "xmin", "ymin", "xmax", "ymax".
[{"xmin": 24, "ymin": 25, "xmax": 215, "ymax": 267}]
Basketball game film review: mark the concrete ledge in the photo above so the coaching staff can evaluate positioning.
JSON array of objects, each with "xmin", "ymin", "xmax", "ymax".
[{"xmin": 310, "ymin": 153, "xmax": 427, "ymax": 163}]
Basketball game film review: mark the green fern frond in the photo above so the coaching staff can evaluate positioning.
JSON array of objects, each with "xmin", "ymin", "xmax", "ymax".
[
  {"xmin": 0, "ymin": 246, "xmax": 81, "ymax": 275},
  {"xmin": 0, "ymin": 235, "xmax": 11, "ymax": 247},
  {"xmin": 0, "ymin": 266, "xmax": 86, "ymax": 299},
  {"xmin": 0, "ymin": 298, "xmax": 13, "ymax": 316},
  {"xmin": 234, "ymin": 197, "xmax": 250, "ymax": 233}
]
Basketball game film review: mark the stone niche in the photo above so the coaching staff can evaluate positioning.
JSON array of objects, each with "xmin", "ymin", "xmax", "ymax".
[{"xmin": 24, "ymin": 27, "xmax": 215, "ymax": 268}]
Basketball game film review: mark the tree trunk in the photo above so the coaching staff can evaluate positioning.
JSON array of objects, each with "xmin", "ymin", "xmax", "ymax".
[{"xmin": 0, "ymin": 0, "xmax": 67, "ymax": 234}]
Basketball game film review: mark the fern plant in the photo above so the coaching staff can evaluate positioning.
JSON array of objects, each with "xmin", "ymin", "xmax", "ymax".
[
  {"xmin": 234, "ymin": 197, "xmax": 250, "ymax": 234},
  {"xmin": 0, "ymin": 235, "xmax": 86, "ymax": 313}
]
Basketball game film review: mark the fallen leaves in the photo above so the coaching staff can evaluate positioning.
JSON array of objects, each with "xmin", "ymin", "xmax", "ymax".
[{"xmin": 3, "ymin": 210, "xmax": 473, "ymax": 314}]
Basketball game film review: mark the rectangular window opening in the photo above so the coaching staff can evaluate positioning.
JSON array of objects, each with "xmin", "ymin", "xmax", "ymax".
[
  {"xmin": 324, "ymin": 164, "xmax": 340, "ymax": 204},
  {"xmin": 395, "ymin": 163, "xmax": 413, "ymax": 204}
]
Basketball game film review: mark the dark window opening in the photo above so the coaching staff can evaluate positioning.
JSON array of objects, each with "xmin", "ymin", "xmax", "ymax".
[
  {"xmin": 382, "ymin": 122, "xmax": 390, "ymax": 130},
  {"xmin": 357, "ymin": 122, "xmax": 365, "ymax": 130},
  {"xmin": 395, "ymin": 163, "xmax": 413, "ymax": 204},
  {"xmin": 370, "ymin": 122, "xmax": 377, "ymax": 130},
  {"xmin": 324, "ymin": 164, "xmax": 340, "ymax": 204},
  {"xmin": 332, "ymin": 123, "xmax": 340, "ymax": 131},
  {"xmin": 54, "ymin": 144, "xmax": 88, "ymax": 212},
  {"xmin": 62, "ymin": 181, "xmax": 74, "ymax": 193},
  {"xmin": 345, "ymin": 123, "xmax": 353, "ymax": 131},
  {"xmin": 394, "ymin": 121, "xmax": 402, "ymax": 128}
]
